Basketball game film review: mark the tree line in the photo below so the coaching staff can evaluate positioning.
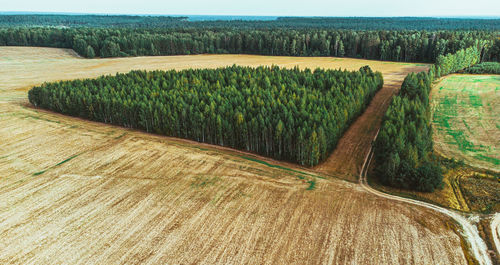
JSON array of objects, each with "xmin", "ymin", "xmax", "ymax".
[
  {"xmin": 464, "ymin": 62, "xmax": 500, "ymax": 74},
  {"xmin": 373, "ymin": 43, "xmax": 483, "ymax": 192},
  {"xmin": 430, "ymin": 43, "xmax": 483, "ymax": 78},
  {"xmin": 2, "ymin": 15, "xmax": 500, "ymax": 30},
  {"xmin": 0, "ymin": 14, "xmax": 187, "ymax": 28},
  {"xmin": 1, "ymin": 27, "xmax": 499, "ymax": 62},
  {"xmin": 29, "ymin": 65, "xmax": 383, "ymax": 166}
]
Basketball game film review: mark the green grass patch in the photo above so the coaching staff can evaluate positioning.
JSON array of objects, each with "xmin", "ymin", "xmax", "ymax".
[
  {"xmin": 433, "ymin": 95, "xmax": 456, "ymax": 130},
  {"xmin": 195, "ymin": 147, "xmax": 210, "ymax": 151},
  {"xmin": 306, "ymin": 179, "xmax": 317, "ymax": 190},
  {"xmin": 33, "ymin": 170, "xmax": 46, "ymax": 176},
  {"xmin": 447, "ymin": 130, "xmax": 477, "ymax": 153},
  {"xmin": 474, "ymin": 155, "xmax": 500, "ymax": 166},
  {"xmin": 55, "ymin": 154, "xmax": 79, "ymax": 166},
  {"xmin": 32, "ymin": 153, "xmax": 81, "ymax": 176},
  {"xmin": 462, "ymin": 119, "xmax": 471, "ymax": 133},
  {"xmin": 468, "ymin": 93, "xmax": 482, "ymax": 107},
  {"xmin": 114, "ymin": 132, "xmax": 127, "ymax": 139},
  {"xmin": 191, "ymin": 175, "xmax": 221, "ymax": 188},
  {"xmin": 433, "ymin": 94, "xmax": 478, "ymax": 152}
]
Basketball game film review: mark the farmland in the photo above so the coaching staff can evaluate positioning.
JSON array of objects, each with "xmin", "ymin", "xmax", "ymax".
[
  {"xmin": 1, "ymin": 46, "xmax": 429, "ymax": 181},
  {"xmin": 367, "ymin": 73, "xmax": 500, "ymax": 263},
  {"xmin": 431, "ymin": 75, "xmax": 500, "ymax": 172},
  {"xmin": 0, "ymin": 47, "xmax": 470, "ymax": 264},
  {"xmin": 371, "ymin": 74, "xmax": 499, "ymax": 213}
]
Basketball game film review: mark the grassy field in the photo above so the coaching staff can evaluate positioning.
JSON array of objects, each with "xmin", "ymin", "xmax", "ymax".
[
  {"xmin": 431, "ymin": 75, "xmax": 500, "ymax": 172},
  {"xmin": 0, "ymin": 47, "xmax": 468, "ymax": 264}
]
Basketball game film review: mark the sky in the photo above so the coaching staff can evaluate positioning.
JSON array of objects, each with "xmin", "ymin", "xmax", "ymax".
[{"xmin": 1, "ymin": 0, "xmax": 500, "ymax": 17}]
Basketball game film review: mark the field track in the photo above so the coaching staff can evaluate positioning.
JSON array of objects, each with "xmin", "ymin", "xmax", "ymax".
[
  {"xmin": 313, "ymin": 65, "xmax": 428, "ymax": 181},
  {"xmin": 0, "ymin": 47, "xmax": 470, "ymax": 264}
]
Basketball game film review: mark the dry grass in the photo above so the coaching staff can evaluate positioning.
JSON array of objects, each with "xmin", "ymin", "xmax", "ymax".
[{"xmin": 0, "ymin": 47, "xmax": 466, "ymax": 264}]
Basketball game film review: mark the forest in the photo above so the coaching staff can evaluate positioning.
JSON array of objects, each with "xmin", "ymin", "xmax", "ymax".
[
  {"xmin": 28, "ymin": 65, "xmax": 383, "ymax": 166},
  {"xmin": 373, "ymin": 44, "xmax": 482, "ymax": 192},
  {"xmin": 0, "ymin": 27, "xmax": 499, "ymax": 62},
  {"xmin": 1, "ymin": 14, "xmax": 500, "ymax": 30},
  {"xmin": 464, "ymin": 62, "xmax": 500, "ymax": 74},
  {"xmin": 0, "ymin": 14, "xmax": 187, "ymax": 28}
]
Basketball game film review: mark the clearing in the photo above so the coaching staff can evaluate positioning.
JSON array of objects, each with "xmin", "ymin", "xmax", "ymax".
[{"xmin": 0, "ymin": 47, "xmax": 467, "ymax": 264}]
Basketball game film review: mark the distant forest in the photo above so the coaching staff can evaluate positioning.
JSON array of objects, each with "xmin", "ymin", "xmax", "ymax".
[
  {"xmin": 0, "ymin": 14, "xmax": 499, "ymax": 62},
  {"xmin": 1, "ymin": 27, "xmax": 499, "ymax": 62},
  {"xmin": 1, "ymin": 14, "xmax": 500, "ymax": 30}
]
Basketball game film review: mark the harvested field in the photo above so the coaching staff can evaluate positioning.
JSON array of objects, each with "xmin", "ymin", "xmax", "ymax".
[
  {"xmin": 431, "ymin": 74, "xmax": 500, "ymax": 172},
  {"xmin": 0, "ymin": 47, "xmax": 466, "ymax": 264}
]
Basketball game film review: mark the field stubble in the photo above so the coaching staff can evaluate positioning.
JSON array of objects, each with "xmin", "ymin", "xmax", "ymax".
[{"xmin": 0, "ymin": 47, "xmax": 467, "ymax": 264}]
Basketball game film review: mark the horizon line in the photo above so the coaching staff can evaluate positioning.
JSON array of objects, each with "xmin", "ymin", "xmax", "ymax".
[{"xmin": 1, "ymin": 11, "xmax": 500, "ymax": 19}]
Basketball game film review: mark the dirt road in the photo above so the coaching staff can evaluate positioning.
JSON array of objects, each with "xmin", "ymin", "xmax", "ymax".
[
  {"xmin": 360, "ymin": 131, "xmax": 494, "ymax": 265},
  {"xmin": 314, "ymin": 69, "xmax": 428, "ymax": 181}
]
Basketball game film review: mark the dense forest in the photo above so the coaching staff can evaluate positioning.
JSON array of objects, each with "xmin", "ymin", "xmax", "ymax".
[
  {"xmin": 1, "ymin": 14, "xmax": 500, "ymax": 30},
  {"xmin": 373, "ymin": 72, "xmax": 441, "ymax": 191},
  {"xmin": 464, "ymin": 62, "xmax": 500, "ymax": 74},
  {"xmin": 373, "ymin": 43, "xmax": 482, "ymax": 191},
  {"xmin": 0, "ymin": 14, "xmax": 187, "ymax": 28},
  {"xmin": 28, "ymin": 65, "xmax": 383, "ymax": 166},
  {"xmin": 1, "ymin": 26, "xmax": 499, "ymax": 62}
]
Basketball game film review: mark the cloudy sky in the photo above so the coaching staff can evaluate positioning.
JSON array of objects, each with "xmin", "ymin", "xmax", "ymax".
[{"xmin": 2, "ymin": 0, "xmax": 499, "ymax": 17}]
